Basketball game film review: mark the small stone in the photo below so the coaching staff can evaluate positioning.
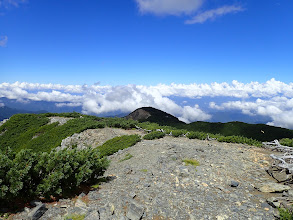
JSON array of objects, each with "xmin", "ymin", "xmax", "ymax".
[
  {"xmin": 216, "ymin": 214, "xmax": 228, "ymax": 220},
  {"xmin": 60, "ymin": 204, "xmax": 69, "ymax": 208},
  {"xmin": 288, "ymin": 189, "xmax": 293, "ymax": 197},
  {"xmin": 202, "ymin": 182, "xmax": 208, "ymax": 187},
  {"xmin": 28, "ymin": 204, "xmax": 47, "ymax": 220},
  {"xmin": 75, "ymin": 199, "xmax": 87, "ymax": 209},
  {"xmin": 230, "ymin": 181, "xmax": 239, "ymax": 187},
  {"xmin": 235, "ymin": 201, "xmax": 242, "ymax": 206},
  {"xmin": 267, "ymin": 197, "xmax": 281, "ymax": 208},
  {"xmin": 84, "ymin": 210, "xmax": 99, "ymax": 220},
  {"xmin": 129, "ymin": 192, "xmax": 137, "ymax": 198},
  {"xmin": 110, "ymin": 203, "xmax": 115, "ymax": 215},
  {"xmin": 144, "ymin": 183, "xmax": 151, "ymax": 187},
  {"xmin": 126, "ymin": 203, "xmax": 144, "ymax": 220},
  {"xmin": 175, "ymin": 176, "xmax": 180, "ymax": 187}
]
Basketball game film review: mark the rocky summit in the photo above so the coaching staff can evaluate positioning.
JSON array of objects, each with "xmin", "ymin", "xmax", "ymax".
[{"xmin": 8, "ymin": 129, "xmax": 291, "ymax": 220}]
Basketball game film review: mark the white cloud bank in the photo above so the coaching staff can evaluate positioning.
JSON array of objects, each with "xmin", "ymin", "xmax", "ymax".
[
  {"xmin": 1, "ymin": 78, "xmax": 293, "ymax": 128},
  {"xmin": 0, "ymin": 81, "xmax": 212, "ymax": 123}
]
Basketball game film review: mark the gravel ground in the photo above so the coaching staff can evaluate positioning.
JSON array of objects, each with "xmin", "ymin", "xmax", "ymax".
[{"xmin": 10, "ymin": 134, "xmax": 284, "ymax": 220}]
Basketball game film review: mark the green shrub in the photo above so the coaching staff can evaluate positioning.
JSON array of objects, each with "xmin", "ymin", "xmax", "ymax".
[
  {"xmin": 42, "ymin": 112, "xmax": 82, "ymax": 118},
  {"xmin": 278, "ymin": 207, "xmax": 293, "ymax": 220},
  {"xmin": 280, "ymin": 138, "xmax": 293, "ymax": 147},
  {"xmin": 96, "ymin": 135, "xmax": 141, "ymax": 157},
  {"xmin": 104, "ymin": 118, "xmax": 137, "ymax": 129},
  {"xmin": 186, "ymin": 131, "xmax": 207, "ymax": 140},
  {"xmin": 143, "ymin": 131, "xmax": 165, "ymax": 140},
  {"xmin": 0, "ymin": 114, "xmax": 49, "ymax": 151},
  {"xmin": 137, "ymin": 121, "xmax": 160, "ymax": 131},
  {"xmin": 217, "ymin": 135, "xmax": 261, "ymax": 147},
  {"xmin": 171, "ymin": 130, "xmax": 187, "ymax": 137},
  {"xmin": 0, "ymin": 147, "xmax": 109, "ymax": 204}
]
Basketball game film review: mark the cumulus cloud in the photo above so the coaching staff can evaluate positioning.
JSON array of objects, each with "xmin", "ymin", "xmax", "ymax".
[
  {"xmin": 1, "ymin": 79, "xmax": 293, "ymax": 128},
  {"xmin": 185, "ymin": 5, "xmax": 244, "ymax": 24},
  {"xmin": 209, "ymin": 96, "xmax": 293, "ymax": 129},
  {"xmin": 178, "ymin": 105, "xmax": 211, "ymax": 123},
  {"xmin": 0, "ymin": 36, "xmax": 8, "ymax": 47},
  {"xmin": 135, "ymin": 0, "xmax": 203, "ymax": 16}
]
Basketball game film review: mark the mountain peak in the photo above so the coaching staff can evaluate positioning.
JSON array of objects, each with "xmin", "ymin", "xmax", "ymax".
[{"xmin": 125, "ymin": 107, "xmax": 184, "ymax": 125}]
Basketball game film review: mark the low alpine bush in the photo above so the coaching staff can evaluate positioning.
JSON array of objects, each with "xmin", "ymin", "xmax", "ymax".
[
  {"xmin": 0, "ymin": 147, "xmax": 109, "ymax": 205},
  {"xmin": 143, "ymin": 131, "xmax": 165, "ymax": 140}
]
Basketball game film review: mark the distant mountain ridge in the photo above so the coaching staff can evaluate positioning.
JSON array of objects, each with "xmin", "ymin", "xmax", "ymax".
[{"xmin": 0, "ymin": 106, "xmax": 47, "ymax": 121}]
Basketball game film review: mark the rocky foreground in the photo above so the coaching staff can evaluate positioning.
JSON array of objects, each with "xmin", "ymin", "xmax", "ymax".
[{"xmin": 8, "ymin": 130, "xmax": 292, "ymax": 220}]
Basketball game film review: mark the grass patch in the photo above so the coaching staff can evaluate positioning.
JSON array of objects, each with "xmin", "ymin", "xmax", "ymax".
[
  {"xmin": 140, "ymin": 169, "xmax": 148, "ymax": 172},
  {"xmin": 183, "ymin": 159, "xmax": 200, "ymax": 168},
  {"xmin": 90, "ymin": 177, "xmax": 108, "ymax": 189},
  {"xmin": 96, "ymin": 135, "xmax": 141, "ymax": 157},
  {"xmin": 119, "ymin": 153, "xmax": 133, "ymax": 162},
  {"xmin": 64, "ymin": 214, "xmax": 85, "ymax": 220}
]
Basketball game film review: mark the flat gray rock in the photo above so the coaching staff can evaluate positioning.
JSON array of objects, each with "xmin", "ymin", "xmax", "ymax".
[
  {"xmin": 126, "ymin": 203, "xmax": 144, "ymax": 220},
  {"xmin": 28, "ymin": 204, "xmax": 47, "ymax": 220},
  {"xmin": 257, "ymin": 182, "xmax": 291, "ymax": 193}
]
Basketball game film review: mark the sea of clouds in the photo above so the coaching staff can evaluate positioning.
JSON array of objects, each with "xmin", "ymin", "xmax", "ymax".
[{"xmin": 1, "ymin": 78, "xmax": 293, "ymax": 129}]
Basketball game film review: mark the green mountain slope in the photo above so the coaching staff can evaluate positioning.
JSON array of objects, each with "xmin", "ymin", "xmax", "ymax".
[
  {"xmin": 126, "ymin": 107, "xmax": 293, "ymax": 142},
  {"xmin": 0, "ymin": 113, "xmax": 136, "ymax": 153},
  {"xmin": 184, "ymin": 121, "xmax": 293, "ymax": 142}
]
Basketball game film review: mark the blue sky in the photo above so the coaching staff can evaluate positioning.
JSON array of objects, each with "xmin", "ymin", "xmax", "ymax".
[
  {"xmin": 1, "ymin": 0, "xmax": 293, "ymax": 129},
  {"xmin": 1, "ymin": 0, "xmax": 293, "ymax": 85}
]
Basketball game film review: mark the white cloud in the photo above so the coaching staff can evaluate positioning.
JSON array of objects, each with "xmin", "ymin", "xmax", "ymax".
[
  {"xmin": 0, "ymin": 36, "xmax": 8, "ymax": 47},
  {"xmin": 135, "ymin": 0, "xmax": 203, "ymax": 16},
  {"xmin": 209, "ymin": 97, "xmax": 293, "ymax": 129},
  {"xmin": 0, "ymin": 82, "xmax": 210, "ymax": 123},
  {"xmin": 185, "ymin": 5, "xmax": 244, "ymax": 24},
  {"xmin": 2, "ymin": 79, "xmax": 293, "ymax": 128},
  {"xmin": 178, "ymin": 105, "xmax": 211, "ymax": 123},
  {"xmin": 55, "ymin": 102, "xmax": 82, "ymax": 108}
]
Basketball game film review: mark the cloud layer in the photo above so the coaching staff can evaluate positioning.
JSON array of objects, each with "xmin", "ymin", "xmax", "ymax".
[{"xmin": 1, "ymin": 79, "xmax": 293, "ymax": 128}]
